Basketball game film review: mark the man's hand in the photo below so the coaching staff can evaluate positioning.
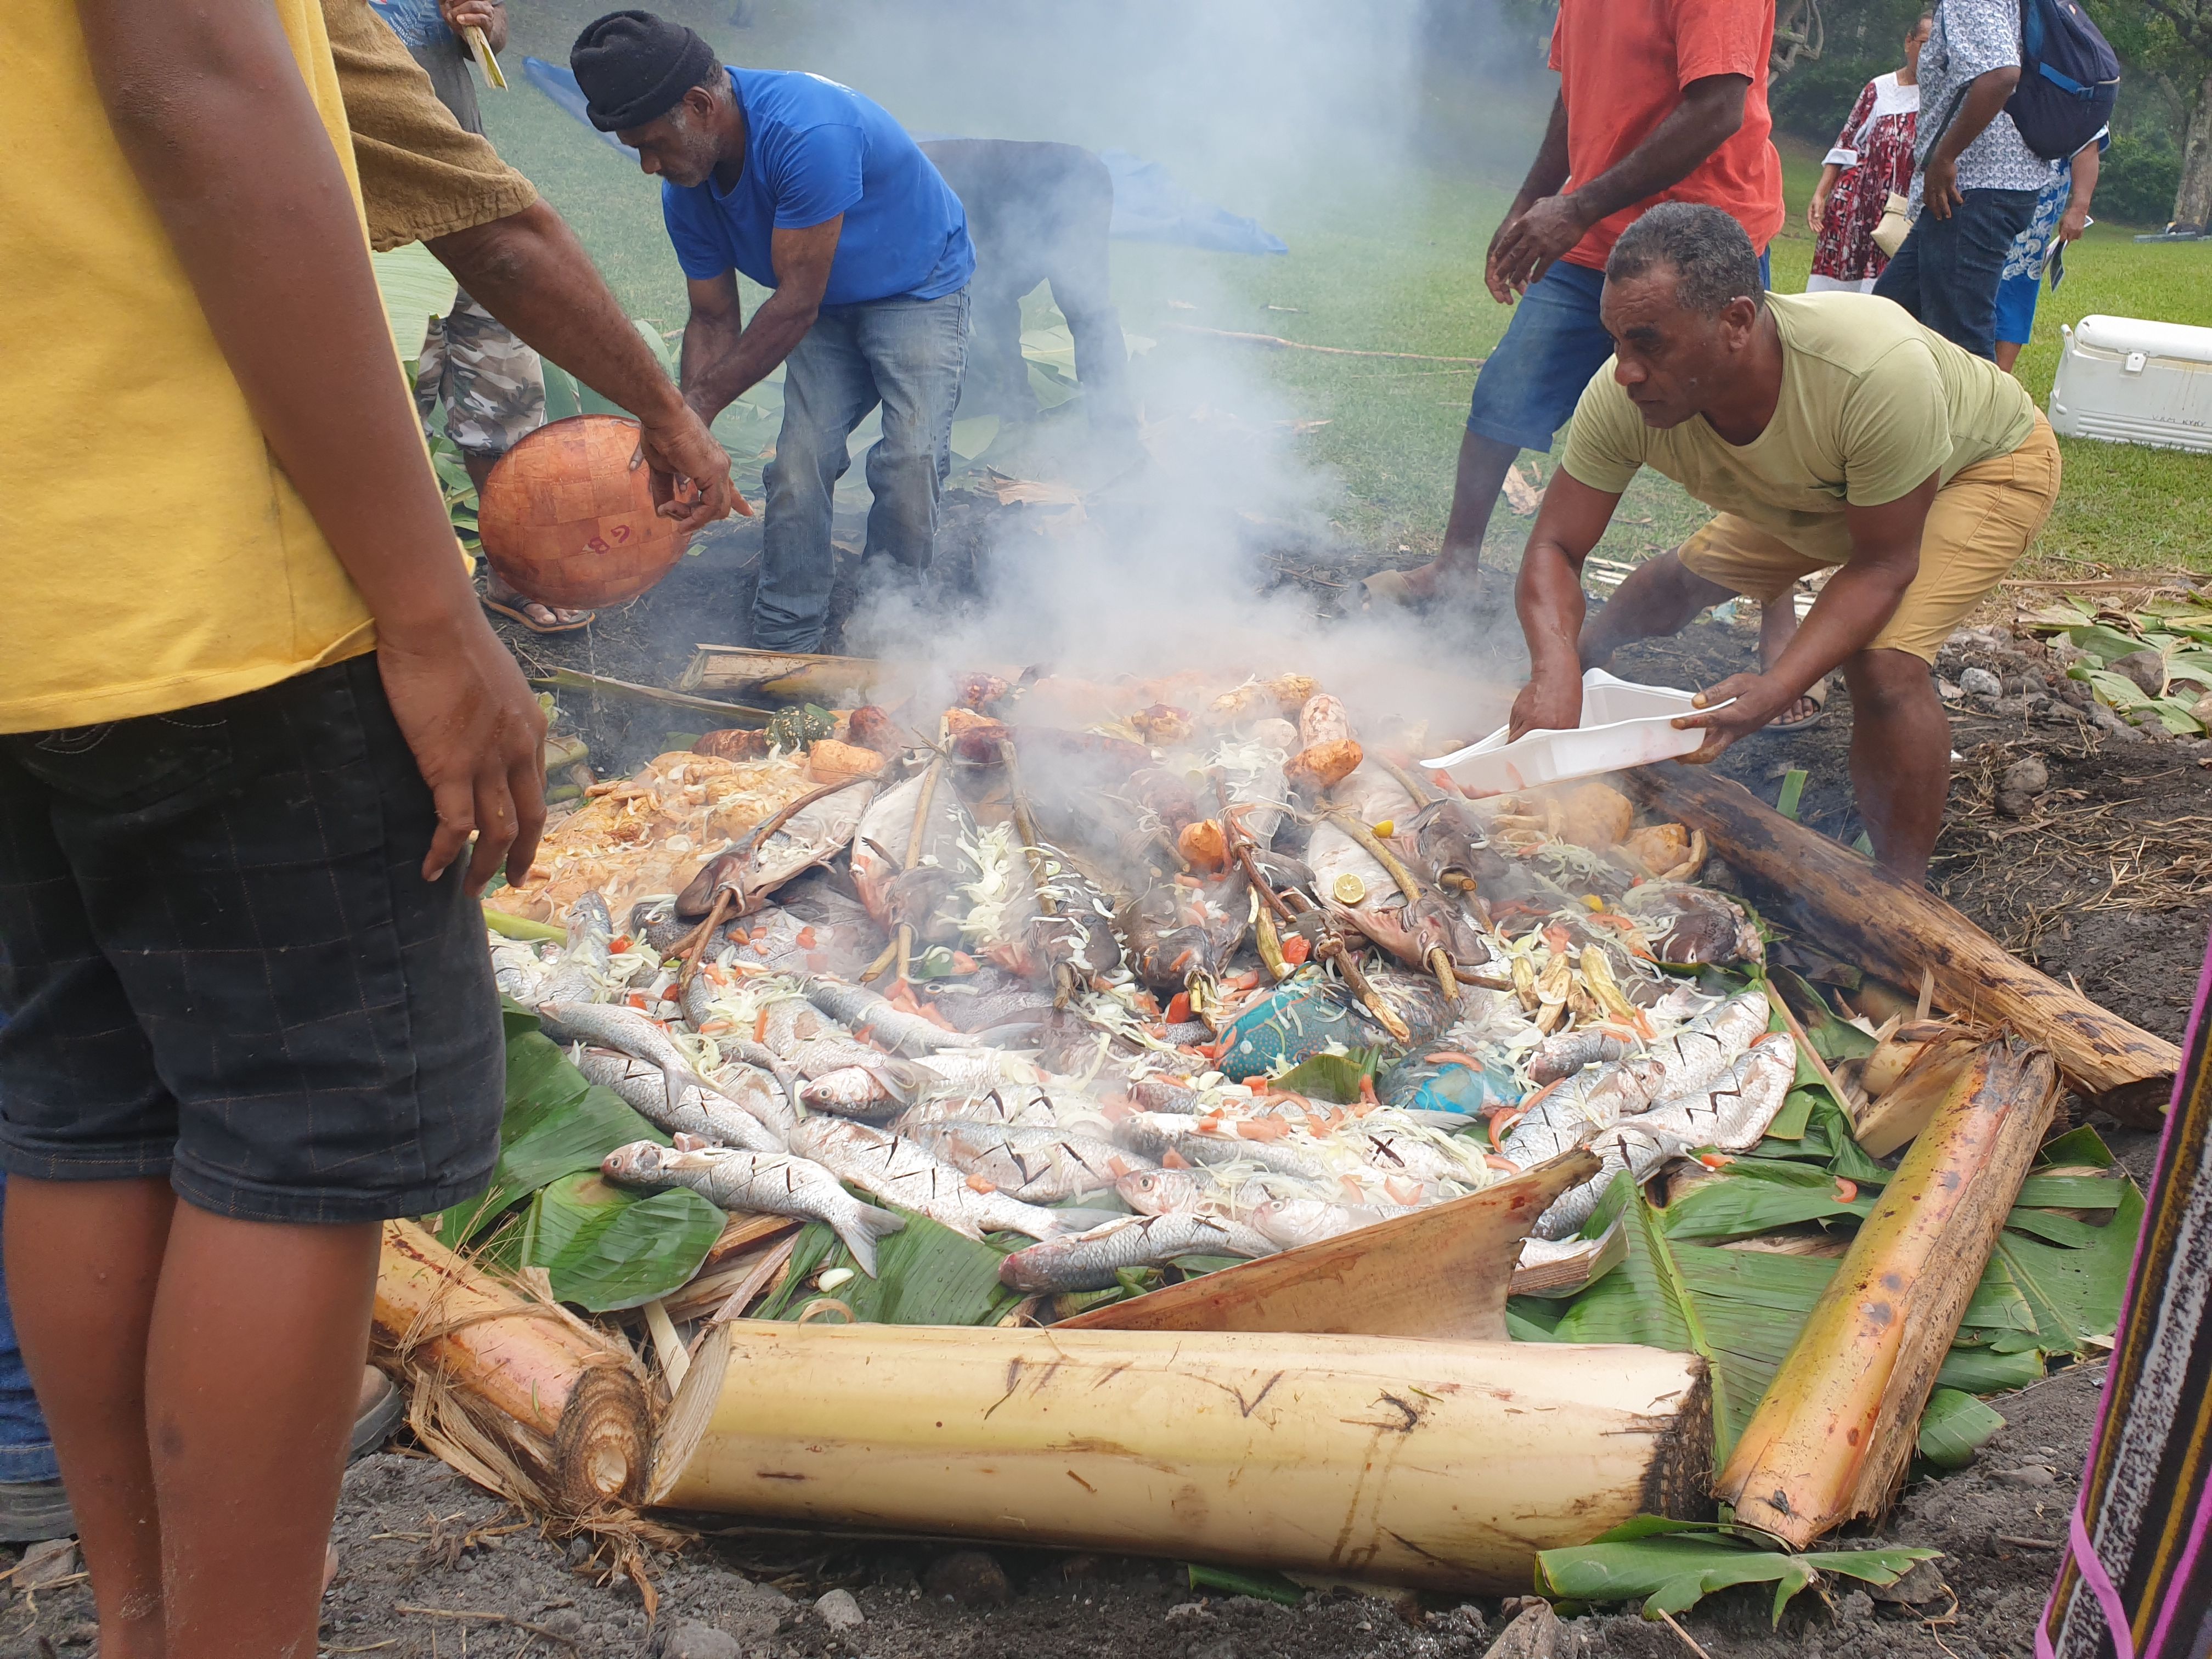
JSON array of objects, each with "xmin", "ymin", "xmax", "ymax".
[
  {"xmin": 633, "ymin": 405, "xmax": 745, "ymax": 530},
  {"xmin": 1488, "ymin": 195, "xmax": 1591, "ymax": 301},
  {"xmin": 2057, "ymin": 201, "xmax": 2091, "ymax": 242},
  {"xmin": 377, "ymin": 614, "xmax": 547, "ymax": 892},
  {"xmin": 1509, "ymin": 667, "xmax": 1585, "ymax": 741},
  {"xmin": 440, "ymin": 0, "xmax": 506, "ymax": 51},
  {"xmin": 1672, "ymin": 673, "xmax": 1782, "ymax": 763},
  {"xmin": 1921, "ymin": 155, "xmax": 1962, "ymax": 220}
]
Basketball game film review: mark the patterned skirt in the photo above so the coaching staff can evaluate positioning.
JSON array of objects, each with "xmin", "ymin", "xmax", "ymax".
[{"xmin": 2041, "ymin": 944, "xmax": 2212, "ymax": 1658}]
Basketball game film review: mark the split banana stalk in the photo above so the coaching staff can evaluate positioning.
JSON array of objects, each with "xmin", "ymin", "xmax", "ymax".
[
  {"xmin": 374, "ymin": 1220, "xmax": 654, "ymax": 1513},
  {"xmin": 1713, "ymin": 1036, "xmax": 2059, "ymax": 1547},
  {"xmin": 653, "ymin": 1321, "xmax": 1713, "ymax": 1592}
]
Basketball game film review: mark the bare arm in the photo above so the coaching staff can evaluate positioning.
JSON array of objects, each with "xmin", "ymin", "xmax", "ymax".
[
  {"xmin": 1508, "ymin": 471, "xmax": 1626, "ymax": 737},
  {"xmin": 1491, "ymin": 75, "xmax": 1750, "ymax": 298},
  {"xmin": 81, "ymin": 0, "xmax": 542, "ymax": 891},
  {"xmin": 1674, "ymin": 475, "xmax": 1939, "ymax": 759},
  {"xmin": 679, "ymin": 217, "xmax": 843, "ymax": 424},
  {"xmin": 2058, "ymin": 142, "xmax": 2100, "ymax": 239},
  {"xmin": 1483, "ymin": 95, "xmax": 1572, "ymax": 303},
  {"xmin": 1920, "ymin": 66, "xmax": 2022, "ymax": 219},
  {"xmin": 1808, "ymin": 161, "xmax": 1844, "ymax": 233},
  {"xmin": 428, "ymin": 200, "xmax": 740, "ymax": 526}
]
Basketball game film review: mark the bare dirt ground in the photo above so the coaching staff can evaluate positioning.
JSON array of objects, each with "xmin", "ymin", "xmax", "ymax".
[{"xmin": 9, "ymin": 544, "xmax": 2189, "ymax": 1659}]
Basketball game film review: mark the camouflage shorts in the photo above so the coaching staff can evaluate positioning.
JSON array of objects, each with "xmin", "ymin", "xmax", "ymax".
[{"xmin": 412, "ymin": 287, "xmax": 545, "ymax": 460}]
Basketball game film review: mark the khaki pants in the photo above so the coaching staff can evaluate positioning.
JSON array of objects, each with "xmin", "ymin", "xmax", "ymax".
[{"xmin": 1676, "ymin": 409, "xmax": 2063, "ymax": 663}]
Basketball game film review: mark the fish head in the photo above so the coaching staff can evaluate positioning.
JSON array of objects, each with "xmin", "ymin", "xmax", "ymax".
[
  {"xmin": 1116, "ymin": 1167, "xmax": 1198, "ymax": 1214},
  {"xmin": 601, "ymin": 1141, "xmax": 673, "ymax": 1183}
]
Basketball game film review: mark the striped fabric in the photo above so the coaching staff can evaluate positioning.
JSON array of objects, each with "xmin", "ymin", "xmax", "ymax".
[{"xmin": 2041, "ymin": 942, "xmax": 2212, "ymax": 1659}]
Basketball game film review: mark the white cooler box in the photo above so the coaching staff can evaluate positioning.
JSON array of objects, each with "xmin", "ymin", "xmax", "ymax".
[{"xmin": 2048, "ymin": 314, "xmax": 2212, "ymax": 454}]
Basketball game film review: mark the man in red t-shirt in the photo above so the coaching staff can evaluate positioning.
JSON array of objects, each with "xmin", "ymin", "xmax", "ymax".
[{"xmin": 1363, "ymin": 0, "xmax": 1785, "ymax": 611}]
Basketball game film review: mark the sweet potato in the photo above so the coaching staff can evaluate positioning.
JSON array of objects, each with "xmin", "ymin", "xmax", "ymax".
[
  {"xmin": 1285, "ymin": 739, "xmax": 1363, "ymax": 793},
  {"xmin": 808, "ymin": 740, "xmax": 887, "ymax": 783},
  {"xmin": 845, "ymin": 706, "xmax": 903, "ymax": 758}
]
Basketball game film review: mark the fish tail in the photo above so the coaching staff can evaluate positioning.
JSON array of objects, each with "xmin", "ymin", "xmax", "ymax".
[{"xmin": 839, "ymin": 1203, "xmax": 907, "ymax": 1278}]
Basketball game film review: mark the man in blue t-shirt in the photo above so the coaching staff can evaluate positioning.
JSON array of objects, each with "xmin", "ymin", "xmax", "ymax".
[{"xmin": 572, "ymin": 11, "xmax": 975, "ymax": 651}]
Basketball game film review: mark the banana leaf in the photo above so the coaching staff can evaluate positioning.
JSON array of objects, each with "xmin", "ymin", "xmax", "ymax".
[
  {"xmin": 427, "ymin": 1022, "xmax": 667, "ymax": 1247},
  {"xmin": 2040, "ymin": 1126, "xmax": 2116, "ymax": 1168},
  {"xmin": 1917, "ymin": 1386, "xmax": 2006, "ymax": 1469},
  {"xmin": 1186, "ymin": 1564, "xmax": 1304, "ymax": 1606},
  {"xmin": 370, "ymin": 241, "xmax": 458, "ymax": 359},
  {"xmin": 754, "ymin": 1207, "xmax": 1019, "ymax": 1327},
  {"xmin": 1536, "ymin": 1517, "xmax": 1939, "ymax": 1624},
  {"xmin": 1271, "ymin": 1046, "xmax": 1384, "ymax": 1105},
  {"xmin": 1662, "ymin": 1165, "xmax": 2125, "ymax": 1245},
  {"xmin": 521, "ymin": 1172, "xmax": 724, "ymax": 1312},
  {"xmin": 2064, "ymin": 622, "xmax": 2149, "ymax": 664},
  {"xmin": 1995, "ymin": 1181, "xmax": 2143, "ymax": 1354},
  {"xmin": 1524, "ymin": 1192, "xmax": 2046, "ymax": 1458}
]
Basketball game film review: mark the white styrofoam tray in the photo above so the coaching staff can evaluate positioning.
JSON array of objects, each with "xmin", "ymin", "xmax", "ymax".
[{"xmin": 1419, "ymin": 668, "xmax": 1729, "ymax": 793}]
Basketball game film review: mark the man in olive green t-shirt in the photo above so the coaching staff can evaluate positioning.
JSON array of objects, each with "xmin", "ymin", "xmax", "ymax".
[{"xmin": 1510, "ymin": 202, "xmax": 2061, "ymax": 882}]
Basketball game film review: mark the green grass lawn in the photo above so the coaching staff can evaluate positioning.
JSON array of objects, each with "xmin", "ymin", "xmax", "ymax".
[{"xmin": 479, "ymin": 41, "xmax": 2212, "ymax": 578}]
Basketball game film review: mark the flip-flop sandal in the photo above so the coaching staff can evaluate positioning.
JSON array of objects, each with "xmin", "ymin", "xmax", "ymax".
[
  {"xmin": 1765, "ymin": 675, "xmax": 1831, "ymax": 733},
  {"xmin": 482, "ymin": 594, "xmax": 595, "ymax": 635},
  {"xmin": 351, "ymin": 1365, "xmax": 405, "ymax": 1460}
]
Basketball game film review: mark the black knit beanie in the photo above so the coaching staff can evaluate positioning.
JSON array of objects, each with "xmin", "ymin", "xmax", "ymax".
[{"xmin": 571, "ymin": 10, "xmax": 720, "ymax": 132}]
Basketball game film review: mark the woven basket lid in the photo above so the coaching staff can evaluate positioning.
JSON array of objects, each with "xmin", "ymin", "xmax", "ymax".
[{"xmin": 477, "ymin": 414, "xmax": 692, "ymax": 609}]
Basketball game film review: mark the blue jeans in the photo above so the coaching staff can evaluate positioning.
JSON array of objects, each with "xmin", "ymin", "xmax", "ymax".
[
  {"xmin": 1872, "ymin": 189, "xmax": 2041, "ymax": 360},
  {"xmin": 757, "ymin": 288, "xmax": 970, "ymax": 651},
  {"xmin": 0, "ymin": 1174, "xmax": 57, "ymax": 1485},
  {"xmin": 1465, "ymin": 249, "xmax": 1773, "ymax": 453}
]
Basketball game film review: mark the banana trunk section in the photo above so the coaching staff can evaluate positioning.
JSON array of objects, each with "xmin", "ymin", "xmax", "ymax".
[{"xmin": 651, "ymin": 1322, "xmax": 1712, "ymax": 1591}]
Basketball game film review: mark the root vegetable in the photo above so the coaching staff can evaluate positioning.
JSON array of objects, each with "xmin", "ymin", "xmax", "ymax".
[
  {"xmin": 1559, "ymin": 782, "xmax": 1633, "ymax": 851},
  {"xmin": 693, "ymin": 729, "xmax": 769, "ymax": 762},
  {"xmin": 1178, "ymin": 819, "xmax": 1230, "ymax": 872},
  {"xmin": 1285, "ymin": 740, "xmax": 1362, "ymax": 793},
  {"xmin": 1299, "ymin": 693, "xmax": 1353, "ymax": 748},
  {"xmin": 1624, "ymin": 822, "xmax": 1692, "ymax": 875},
  {"xmin": 807, "ymin": 740, "xmax": 887, "ymax": 783}
]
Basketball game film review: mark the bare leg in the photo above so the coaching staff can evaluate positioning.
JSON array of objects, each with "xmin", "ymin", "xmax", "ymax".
[
  {"xmin": 1578, "ymin": 550, "xmax": 1736, "ymax": 668},
  {"xmin": 8, "ymin": 1176, "xmax": 381, "ymax": 1659},
  {"xmin": 5, "ymin": 1177, "xmax": 171, "ymax": 1659},
  {"xmin": 1758, "ymin": 593, "xmax": 1822, "ymax": 724},
  {"xmin": 1994, "ymin": 339, "xmax": 2024, "ymax": 374},
  {"xmin": 149, "ymin": 1206, "xmax": 379, "ymax": 1659},
  {"xmin": 466, "ymin": 452, "xmax": 589, "ymax": 627},
  {"xmin": 1392, "ymin": 431, "xmax": 1523, "ymax": 601},
  {"xmin": 1842, "ymin": 647, "xmax": 1953, "ymax": 882}
]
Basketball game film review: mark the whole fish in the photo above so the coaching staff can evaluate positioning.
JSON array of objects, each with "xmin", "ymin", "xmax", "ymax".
[
  {"xmin": 1248, "ymin": 1197, "xmax": 1418, "ymax": 1250},
  {"xmin": 1621, "ymin": 884, "xmax": 1764, "ymax": 967},
  {"xmin": 539, "ymin": 1001, "xmax": 726, "ymax": 1119},
  {"xmin": 537, "ymin": 893, "xmax": 613, "ymax": 1006},
  {"xmin": 786, "ymin": 1118, "xmax": 1074, "ymax": 1241},
  {"xmin": 998, "ymin": 1212, "xmax": 1277, "ymax": 1293},
  {"xmin": 1527, "ymin": 1026, "xmax": 1634, "ymax": 1086},
  {"xmin": 1115, "ymin": 1110, "xmax": 1330, "ymax": 1181},
  {"xmin": 949, "ymin": 823, "xmax": 1124, "ymax": 989},
  {"xmin": 1531, "ymin": 1120, "xmax": 1683, "ymax": 1242},
  {"xmin": 490, "ymin": 936, "xmax": 551, "ymax": 1005},
  {"xmin": 1638, "ymin": 1034, "xmax": 1799, "ymax": 1153},
  {"xmin": 800, "ymin": 977, "xmax": 1035, "ymax": 1056},
  {"xmin": 1633, "ymin": 992, "xmax": 1772, "ymax": 1102},
  {"xmin": 601, "ymin": 1141, "xmax": 904, "ymax": 1277},
  {"xmin": 922, "ymin": 970, "xmax": 1058, "ymax": 1034},
  {"xmin": 574, "ymin": 1047, "xmax": 786, "ymax": 1154},
  {"xmin": 850, "ymin": 770, "xmax": 974, "ymax": 941},
  {"xmin": 1334, "ymin": 1120, "xmax": 1494, "ymax": 1188},
  {"xmin": 1120, "ymin": 872, "xmax": 1250, "ymax": 996},
  {"xmin": 675, "ymin": 778, "xmax": 878, "ymax": 918},
  {"xmin": 758, "ymin": 996, "xmax": 932, "ymax": 1114},
  {"xmin": 894, "ymin": 1084, "xmax": 1074, "ymax": 1132},
  {"xmin": 905, "ymin": 1121, "xmax": 1156, "ymax": 1203}
]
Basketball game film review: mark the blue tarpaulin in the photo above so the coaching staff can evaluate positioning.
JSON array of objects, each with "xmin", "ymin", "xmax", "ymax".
[{"xmin": 520, "ymin": 57, "xmax": 1285, "ymax": 256}]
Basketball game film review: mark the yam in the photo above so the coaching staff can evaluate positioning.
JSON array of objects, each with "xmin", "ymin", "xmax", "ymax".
[
  {"xmin": 1559, "ymin": 782, "xmax": 1633, "ymax": 851},
  {"xmin": 1298, "ymin": 693, "xmax": 1354, "ymax": 748},
  {"xmin": 806, "ymin": 740, "xmax": 886, "ymax": 783},
  {"xmin": 845, "ymin": 706, "xmax": 903, "ymax": 758}
]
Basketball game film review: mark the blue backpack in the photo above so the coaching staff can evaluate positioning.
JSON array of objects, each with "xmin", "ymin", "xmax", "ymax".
[{"xmin": 2006, "ymin": 0, "xmax": 2120, "ymax": 161}]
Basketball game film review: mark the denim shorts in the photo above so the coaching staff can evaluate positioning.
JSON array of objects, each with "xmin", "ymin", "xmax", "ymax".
[
  {"xmin": 0, "ymin": 656, "xmax": 503, "ymax": 1223},
  {"xmin": 1465, "ymin": 250, "xmax": 1774, "ymax": 454}
]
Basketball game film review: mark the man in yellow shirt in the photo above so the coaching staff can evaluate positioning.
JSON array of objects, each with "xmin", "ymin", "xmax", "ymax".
[
  {"xmin": 2, "ymin": 2, "xmax": 545, "ymax": 1654},
  {"xmin": 1510, "ymin": 202, "xmax": 2061, "ymax": 882}
]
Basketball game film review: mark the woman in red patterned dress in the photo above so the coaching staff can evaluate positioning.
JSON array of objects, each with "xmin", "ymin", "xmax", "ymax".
[{"xmin": 1806, "ymin": 13, "xmax": 1932, "ymax": 292}]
